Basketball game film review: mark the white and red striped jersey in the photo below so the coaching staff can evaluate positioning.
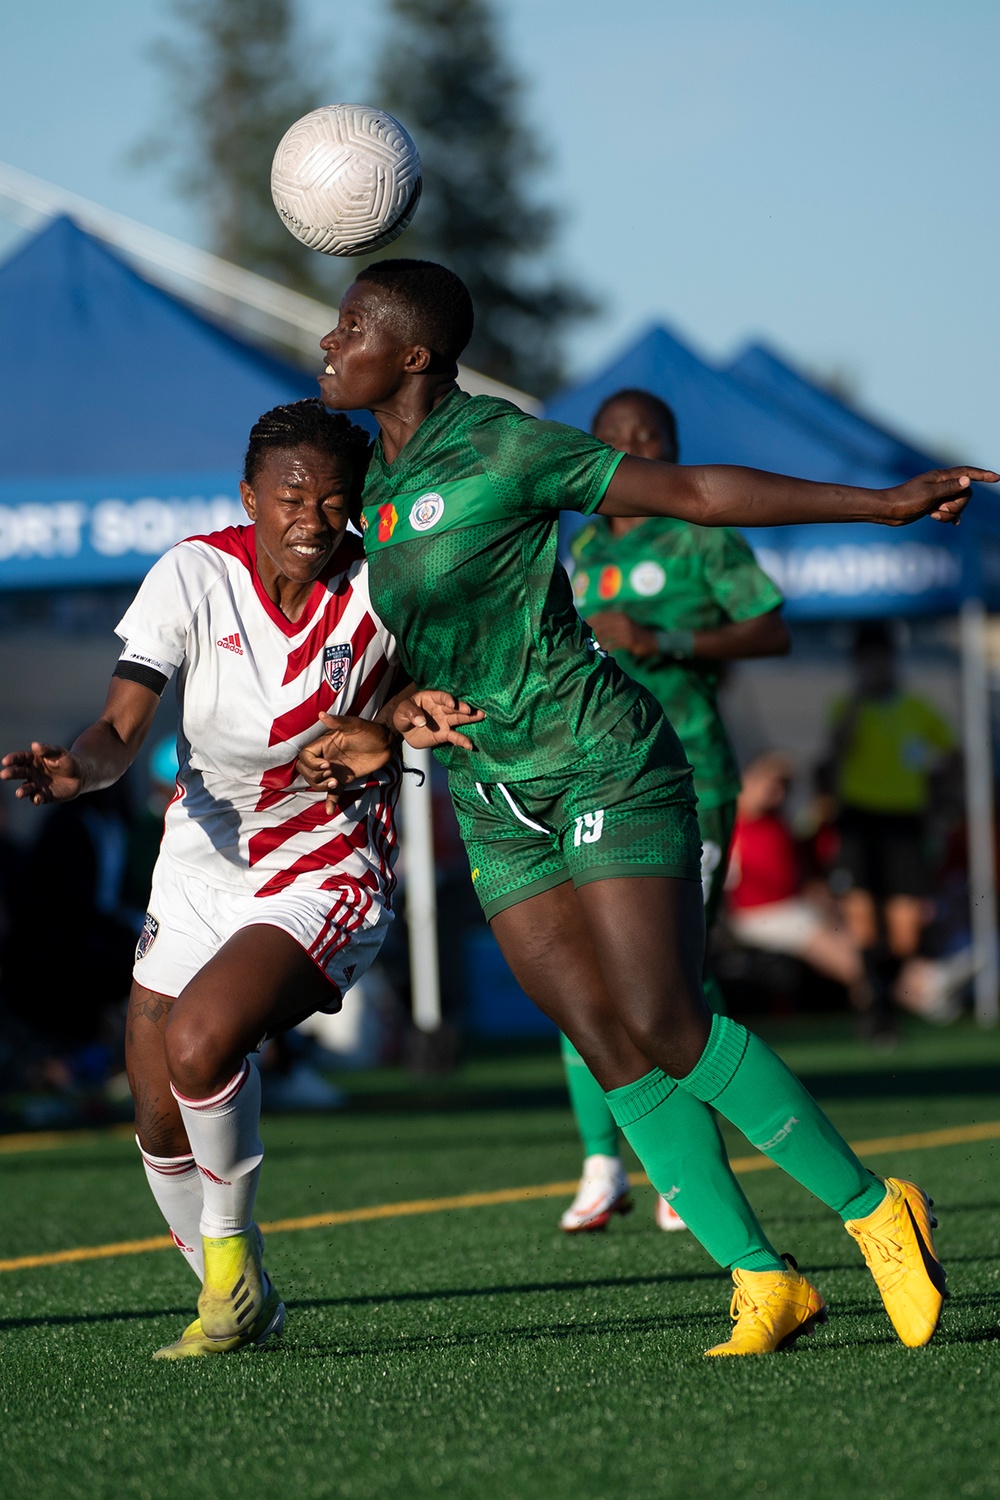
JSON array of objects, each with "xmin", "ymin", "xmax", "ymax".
[{"xmin": 115, "ymin": 525, "xmax": 400, "ymax": 913}]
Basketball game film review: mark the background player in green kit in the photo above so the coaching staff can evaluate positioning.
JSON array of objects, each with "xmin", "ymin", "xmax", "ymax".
[
  {"xmin": 310, "ymin": 257, "xmax": 996, "ymax": 1356},
  {"xmin": 559, "ymin": 387, "xmax": 789, "ymax": 1235}
]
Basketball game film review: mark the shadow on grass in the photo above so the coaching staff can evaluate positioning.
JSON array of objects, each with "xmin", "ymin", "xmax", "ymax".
[
  {"xmin": 0, "ymin": 1305, "xmax": 193, "ymax": 1332},
  {"xmin": 283, "ymin": 1267, "xmax": 725, "ymax": 1315},
  {"xmin": 3, "ymin": 1290, "xmax": 995, "ymax": 1356},
  {"xmin": 793, "ymin": 1062, "xmax": 1000, "ymax": 1102},
  {"xmin": 763, "ymin": 1199, "xmax": 1000, "ymax": 1230},
  {"xmin": 0, "ymin": 1125, "xmax": 581, "ymax": 1173},
  {"xmin": 263, "ymin": 1127, "xmax": 579, "ymax": 1161},
  {"xmin": 0, "ymin": 1153, "xmax": 142, "ymax": 1177},
  {"xmin": 0, "ymin": 1267, "xmax": 723, "ymax": 1335},
  {"xmin": 322, "ymin": 1064, "xmax": 1000, "ymax": 1116},
  {"xmin": 2, "ymin": 1058, "xmax": 998, "ymax": 1162},
  {"xmin": 277, "ymin": 1308, "xmax": 728, "ymax": 1362}
]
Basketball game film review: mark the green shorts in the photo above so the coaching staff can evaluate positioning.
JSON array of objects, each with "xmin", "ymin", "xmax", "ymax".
[{"xmin": 451, "ymin": 711, "xmax": 702, "ymax": 921}]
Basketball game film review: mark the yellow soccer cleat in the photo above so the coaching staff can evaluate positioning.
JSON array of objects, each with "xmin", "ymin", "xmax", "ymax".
[
  {"xmin": 705, "ymin": 1257, "xmax": 828, "ymax": 1356},
  {"xmin": 197, "ymin": 1224, "xmax": 273, "ymax": 1342},
  {"xmin": 845, "ymin": 1177, "xmax": 946, "ymax": 1348},
  {"xmin": 153, "ymin": 1287, "xmax": 285, "ymax": 1361}
]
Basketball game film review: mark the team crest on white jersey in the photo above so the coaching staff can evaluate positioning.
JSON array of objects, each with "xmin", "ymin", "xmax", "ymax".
[
  {"xmin": 409, "ymin": 492, "xmax": 445, "ymax": 531},
  {"xmin": 324, "ymin": 643, "xmax": 353, "ymax": 693},
  {"xmin": 136, "ymin": 912, "xmax": 160, "ymax": 961}
]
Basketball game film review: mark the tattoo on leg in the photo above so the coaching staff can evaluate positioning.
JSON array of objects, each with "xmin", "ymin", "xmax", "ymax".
[
  {"xmin": 133, "ymin": 1076, "xmax": 188, "ymax": 1156},
  {"xmin": 131, "ymin": 992, "xmax": 176, "ymax": 1026}
]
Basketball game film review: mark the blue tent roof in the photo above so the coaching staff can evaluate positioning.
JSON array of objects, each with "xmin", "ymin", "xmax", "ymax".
[
  {"xmin": 0, "ymin": 215, "xmax": 318, "ymax": 479},
  {"xmin": 544, "ymin": 323, "xmax": 1000, "ymax": 618},
  {"xmin": 0, "ymin": 217, "xmax": 363, "ymax": 588},
  {"xmin": 727, "ymin": 341, "xmax": 939, "ymax": 481},
  {"xmin": 544, "ymin": 324, "xmax": 893, "ymax": 488}
]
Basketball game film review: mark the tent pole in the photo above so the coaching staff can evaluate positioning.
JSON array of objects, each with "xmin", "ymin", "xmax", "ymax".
[
  {"xmin": 959, "ymin": 597, "xmax": 999, "ymax": 1026},
  {"xmin": 400, "ymin": 745, "xmax": 442, "ymax": 1033}
]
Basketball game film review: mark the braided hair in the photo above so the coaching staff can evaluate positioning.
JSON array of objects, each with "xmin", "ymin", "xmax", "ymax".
[
  {"xmin": 592, "ymin": 388, "xmax": 680, "ymax": 464},
  {"xmin": 243, "ymin": 400, "xmax": 372, "ymax": 515}
]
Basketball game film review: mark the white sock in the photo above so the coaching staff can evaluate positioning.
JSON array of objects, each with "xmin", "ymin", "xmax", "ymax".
[
  {"xmin": 170, "ymin": 1060, "xmax": 264, "ymax": 1239},
  {"xmin": 137, "ymin": 1138, "xmax": 205, "ymax": 1281}
]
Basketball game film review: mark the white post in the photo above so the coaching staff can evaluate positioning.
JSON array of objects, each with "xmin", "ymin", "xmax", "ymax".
[
  {"xmin": 400, "ymin": 745, "xmax": 441, "ymax": 1032},
  {"xmin": 959, "ymin": 597, "xmax": 999, "ymax": 1026}
]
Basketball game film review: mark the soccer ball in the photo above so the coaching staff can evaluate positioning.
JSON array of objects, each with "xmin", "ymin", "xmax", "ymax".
[{"xmin": 271, "ymin": 103, "xmax": 422, "ymax": 258}]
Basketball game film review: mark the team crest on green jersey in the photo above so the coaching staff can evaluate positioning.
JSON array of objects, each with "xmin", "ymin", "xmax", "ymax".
[
  {"xmin": 629, "ymin": 560, "xmax": 667, "ymax": 596},
  {"xmin": 361, "ymin": 474, "xmax": 498, "ymax": 551},
  {"xmin": 409, "ymin": 492, "xmax": 445, "ymax": 531}
]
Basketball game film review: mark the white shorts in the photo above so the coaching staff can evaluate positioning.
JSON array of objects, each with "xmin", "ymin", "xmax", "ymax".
[
  {"xmin": 132, "ymin": 856, "xmax": 390, "ymax": 1009},
  {"xmin": 727, "ymin": 898, "xmax": 825, "ymax": 957}
]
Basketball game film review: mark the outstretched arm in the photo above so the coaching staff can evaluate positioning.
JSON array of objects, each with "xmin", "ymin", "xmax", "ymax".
[
  {"xmin": 587, "ymin": 606, "xmax": 790, "ymax": 662},
  {"xmin": 0, "ymin": 677, "xmax": 161, "ymax": 806},
  {"xmin": 600, "ymin": 457, "xmax": 999, "ymax": 529}
]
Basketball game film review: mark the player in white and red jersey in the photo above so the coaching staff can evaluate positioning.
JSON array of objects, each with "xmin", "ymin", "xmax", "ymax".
[{"xmin": 1, "ymin": 400, "xmax": 482, "ymax": 1360}]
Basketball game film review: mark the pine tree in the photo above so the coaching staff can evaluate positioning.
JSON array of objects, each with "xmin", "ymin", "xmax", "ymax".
[
  {"xmin": 374, "ymin": 0, "xmax": 591, "ymax": 395},
  {"xmin": 140, "ymin": 0, "xmax": 336, "ymax": 299}
]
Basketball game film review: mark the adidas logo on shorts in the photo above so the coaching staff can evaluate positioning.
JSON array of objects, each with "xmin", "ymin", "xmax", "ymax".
[{"xmin": 217, "ymin": 632, "xmax": 244, "ymax": 655}]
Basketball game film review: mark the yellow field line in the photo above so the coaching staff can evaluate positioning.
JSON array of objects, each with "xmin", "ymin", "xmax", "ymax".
[
  {"xmin": 0, "ymin": 1123, "xmax": 136, "ymax": 1155},
  {"xmin": 1, "ymin": 1118, "xmax": 998, "ymax": 1276}
]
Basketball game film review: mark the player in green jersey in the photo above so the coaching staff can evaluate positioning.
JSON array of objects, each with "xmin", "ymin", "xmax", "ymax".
[
  {"xmin": 310, "ymin": 257, "xmax": 994, "ymax": 1354},
  {"xmin": 559, "ymin": 387, "xmax": 789, "ymax": 1235}
]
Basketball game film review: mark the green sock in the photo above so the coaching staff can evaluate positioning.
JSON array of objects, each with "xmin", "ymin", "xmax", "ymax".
[
  {"xmin": 675, "ymin": 1015, "xmax": 886, "ymax": 1221},
  {"xmin": 560, "ymin": 1032, "xmax": 620, "ymax": 1158},
  {"xmin": 606, "ymin": 1069, "xmax": 785, "ymax": 1273}
]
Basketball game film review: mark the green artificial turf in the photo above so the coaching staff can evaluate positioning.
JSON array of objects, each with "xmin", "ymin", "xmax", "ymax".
[{"xmin": 1, "ymin": 1020, "xmax": 1000, "ymax": 1500}]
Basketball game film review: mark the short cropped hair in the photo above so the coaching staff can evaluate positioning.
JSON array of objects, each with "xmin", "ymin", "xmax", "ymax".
[
  {"xmin": 356, "ymin": 259, "xmax": 474, "ymax": 364},
  {"xmin": 592, "ymin": 388, "xmax": 680, "ymax": 464},
  {"xmin": 243, "ymin": 400, "xmax": 372, "ymax": 497}
]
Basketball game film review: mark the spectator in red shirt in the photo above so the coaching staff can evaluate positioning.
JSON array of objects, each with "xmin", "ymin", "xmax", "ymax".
[{"xmin": 727, "ymin": 752, "xmax": 867, "ymax": 1002}]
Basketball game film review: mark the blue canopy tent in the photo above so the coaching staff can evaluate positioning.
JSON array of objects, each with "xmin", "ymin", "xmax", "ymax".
[
  {"xmin": 0, "ymin": 216, "xmax": 358, "ymax": 589},
  {"xmin": 545, "ymin": 325, "xmax": 1000, "ymax": 1022},
  {"xmin": 544, "ymin": 322, "xmax": 1000, "ymax": 621},
  {"xmin": 727, "ymin": 340, "xmax": 940, "ymax": 480}
]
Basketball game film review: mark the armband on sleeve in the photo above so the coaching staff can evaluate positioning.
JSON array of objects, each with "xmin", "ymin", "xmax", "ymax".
[
  {"xmin": 112, "ymin": 660, "xmax": 168, "ymax": 695},
  {"xmin": 113, "ymin": 642, "xmax": 176, "ymax": 696},
  {"xmin": 653, "ymin": 629, "xmax": 695, "ymax": 660}
]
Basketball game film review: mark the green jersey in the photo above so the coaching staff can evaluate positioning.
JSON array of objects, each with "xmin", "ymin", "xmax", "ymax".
[
  {"xmin": 360, "ymin": 388, "xmax": 668, "ymax": 782},
  {"xmin": 570, "ymin": 517, "xmax": 783, "ymax": 808}
]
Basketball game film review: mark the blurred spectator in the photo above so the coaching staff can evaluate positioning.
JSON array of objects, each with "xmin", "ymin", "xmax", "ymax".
[
  {"xmin": 2, "ymin": 777, "xmax": 137, "ymax": 1067},
  {"xmin": 825, "ymin": 621, "xmax": 956, "ymax": 1039},
  {"xmin": 0, "ymin": 799, "xmax": 21, "ymax": 946},
  {"xmin": 726, "ymin": 752, "xmax": 870, "ymax": 1007}
]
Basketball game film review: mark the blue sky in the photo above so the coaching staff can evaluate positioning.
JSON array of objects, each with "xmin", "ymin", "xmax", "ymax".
[{"xmin": 0, "ymin": 1, "xmax": 996, "ymax": 460}]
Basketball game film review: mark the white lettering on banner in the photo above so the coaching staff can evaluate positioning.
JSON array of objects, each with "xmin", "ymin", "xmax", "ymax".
[
  {"xmin": 0, "ymin": 503, "xmax": 88, "ymax": 561},
  {"xmin": 90, "ymin": 497, "xmax": 244, "ymax": 557},
  {"xmin": 753, "ymin": 543, "xmax": 961, "ymax": 600}
]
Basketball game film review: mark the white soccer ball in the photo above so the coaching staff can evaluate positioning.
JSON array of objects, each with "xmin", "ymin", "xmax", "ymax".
[{"xmin": 271, "ymin": 103, "xmax": 422, "ymax": 258}]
